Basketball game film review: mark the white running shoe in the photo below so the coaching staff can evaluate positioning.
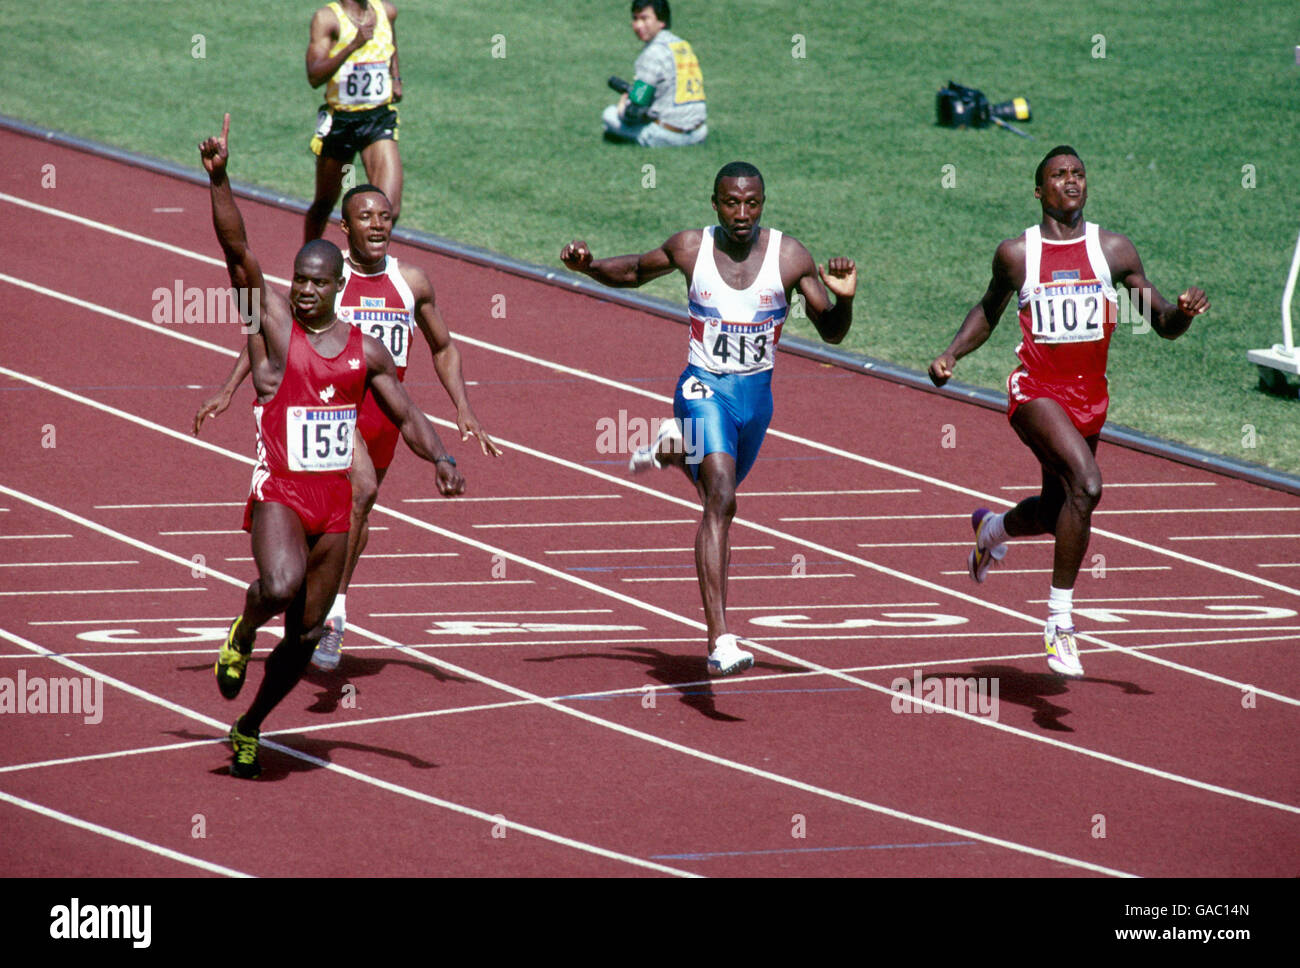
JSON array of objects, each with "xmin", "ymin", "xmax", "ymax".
[
  {"xmin": 311, "ymin": 616, "xmax": 345, "ymax": 671},
  {"xmin": 1044, "ymin": 625, "xmax": 1084, "ymax": 678},
  {"xmin": 628, "ymin": 418, "xmax": 683, "ymax": 474},
  {"xmin": 707, "ymin": 633, "xmax": 755, "ymax": 677},
  {"xmin": 967, "ymin": 507, "xmax": 1008, "ymax": 584}
]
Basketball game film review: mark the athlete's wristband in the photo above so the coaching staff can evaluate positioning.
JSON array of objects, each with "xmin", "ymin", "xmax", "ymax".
[{"xmin": 435, "ymin": 455, "xmax": 456, "ymax": 467}]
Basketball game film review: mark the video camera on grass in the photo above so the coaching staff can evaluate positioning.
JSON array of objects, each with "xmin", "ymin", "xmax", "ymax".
[
  {"xmin": 936, "ymin": 81, "xmax": 1032, "ymax": 137},
  {"xmin": 609, "ymin": 75, "xmax": 655, "ymax": 125}
]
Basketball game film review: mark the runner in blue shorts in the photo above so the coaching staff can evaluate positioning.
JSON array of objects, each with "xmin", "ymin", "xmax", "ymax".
[{"xmin": 561, "ymin": 162, "xmax": 856, "ymax": 676}]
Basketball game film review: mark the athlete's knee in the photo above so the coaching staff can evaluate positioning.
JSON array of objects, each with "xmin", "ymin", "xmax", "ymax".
[
  {"xmin": 351, "ymin": 473, "xmax": 378, "ymax": 516},
  {"xmin": 702, "ymin": 482, "xmax": 737, "ymax": 523},
  {"xmin": 1067, "ymin": 467, "xmax": 1103, "ymax": 514},
  {"xmin": 257, "ymin": 570, "xmax": 301, "ymax": 612}
]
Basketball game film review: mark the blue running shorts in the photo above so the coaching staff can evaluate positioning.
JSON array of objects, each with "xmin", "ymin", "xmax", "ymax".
[{"xmin": 672, "ymin": 365, "xmax": 774, "ymax": 485}]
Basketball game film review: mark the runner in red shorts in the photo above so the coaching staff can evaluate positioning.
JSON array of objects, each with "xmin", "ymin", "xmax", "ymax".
[
  {"xmin": 195, "ymin": 183, "xmax": 500, "ymax": 671},
  {"xmin": 929, "ymin": 145, "xmax": 1208, "ymax": 678},
  {"xmin": 199, "ymin": 114, "xmax": 465, "ymax": 779}
]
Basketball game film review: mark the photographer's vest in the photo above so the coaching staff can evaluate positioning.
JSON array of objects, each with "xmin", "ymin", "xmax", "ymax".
[
  {"xmin": 1014, "ymin": 222, "xmax": 1118, "ymax": 384},
  {"xmin": 687, "ymin": 227, "xmax": 787, "ymax": 375}
]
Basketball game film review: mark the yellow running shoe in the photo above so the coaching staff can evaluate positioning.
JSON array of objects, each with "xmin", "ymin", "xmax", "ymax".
[
  {"xmin": 228, "ymin": 718, "xmax": 261, "ymax": 779},
  {"xmin": 214, "ymin": 616, "xmax": 253, "ymax": 700}
]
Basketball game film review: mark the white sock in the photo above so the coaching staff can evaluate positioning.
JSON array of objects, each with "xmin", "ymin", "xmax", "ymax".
[
  {"xmin": 982, "ymin": 512, "xmax": 1009, "ymax": 549},
  {"xmin": 1047, "ymin": 586, "xmax": 1073, "ymax": 632},
  {"xmin": 330, "ymin": 594, "xmax": 347, "ymax": 623}
]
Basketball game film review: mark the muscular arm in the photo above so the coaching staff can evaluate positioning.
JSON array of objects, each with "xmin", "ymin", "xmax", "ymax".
[
  {"xmin": 199, "ymin": 114, "xmax": 288, "ymax": 390},
  {"xmin": 559, "ymin": 231, "xmax": 697, "ymax": 288},
  {"xmin": 193, "ymin": 344, "xmax": 252, "ymax": 435},
  {"xmin": 1101, "ymin": 231, "xmax": 1209, "ymax": 340},
  {"xmin": 363, "ymin": 335, "xmax": 465, "ymax": 494},
  {"xmin": 786, "ymin": 237, "xmax": 855, "ymax": 345},
  {"xmin": 405, "ymin": 265, "xmax": 502, "ymax": 455},
  {"xmin": 929, "ymin": 237, "xmax": 1021, "ymax": 386}
]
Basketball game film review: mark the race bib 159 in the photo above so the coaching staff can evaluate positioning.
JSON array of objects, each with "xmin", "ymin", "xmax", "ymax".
[{"xmin": 287, "ymin": 405, "xmax": 357, "ymax": 472}]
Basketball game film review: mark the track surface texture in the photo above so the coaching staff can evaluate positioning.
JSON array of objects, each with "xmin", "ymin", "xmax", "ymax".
[{"xmin": 1, "ymin": 130, "xmax": 1297, "ymax": 896}]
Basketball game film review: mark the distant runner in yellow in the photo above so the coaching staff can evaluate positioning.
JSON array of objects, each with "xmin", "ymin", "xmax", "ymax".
[
  {"xmin": 603, "ymin": 1, "xmax": 708, "ymax": 147},
  {"xmin": 304, "ymin": 0, "xmax": 404, "ymax": 241}
]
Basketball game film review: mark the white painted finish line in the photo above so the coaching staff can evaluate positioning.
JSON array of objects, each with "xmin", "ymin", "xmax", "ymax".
[
  {"xmin": 404, "ymin": 494, "xmax": 620, "ymax": 503},
  {"xmin": 0, "ymin": 560, "xmax": 137, "ymax": 568},
  {"xmin": 623, "ymin": 573, "xmax": 858, "ymax": 583},
  {"xmin": 546, "ymin": 545, "xmax": 774, "ymax": 555},
  {"xmin": 473, "ymin": 519, "xmax": 694, "ymax": 528},
  {"xmin": 0, "ymin": 587, "xmax": 204, "ymax": 596},
  {"xmin": 97, "ymin": 502, "xmax": 244, "ymax": 509},
  {"xmin": 1169, "ymin": 534, "xmax": 1300, "ymax": 541}
]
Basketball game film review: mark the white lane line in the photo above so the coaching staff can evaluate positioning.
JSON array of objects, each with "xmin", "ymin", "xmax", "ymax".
[
  {"xmin": 0, "ymin": 738, "xmax": 218, "ymax": 775},
  {"xmin": 546, "ymin": 546, "xmax": 774, "ymax": 555},
  {"xmin": 350, "ymin": 580, "xmax": 534, "ymax": 588},
  {"xmin": 1027, "ymin": 595, "xmax": 1262, "ymax": 604},
  {"xmin": 622, "ymin": 573, "xmax": 859, "ymax": 583},
  {"xmin": 158, "ymin": 530, "xmax": 244, "ymax": 536},
  {"xmin": 786, "ymin": 514, "xmax": 964, "ymax": 522},
  {"xmin": 29, "ymin": 616, "xmax": 238, "ymax": 626},
  {"xmin": 0, "ymin": 488, "xmax": 1141, "ymax": 877},
  {"xmin": 858, "ymin": 540, "xmax": 1054, "ymax": 548},
  {"xmin": 744, "ymin": 489, "xmax": 922, "ymax": 496},
  {"xmin": 1259, "ymin": 563, "xmax": 1300, "ymax": 569},
  {"xmin": 1168, "ymin": 534, "xmax": 1300, "ymax": 541},
  {"xmin": 6, "ymin": 269, "xmax": 1298, "ymax": 603},
  {"xmin": 226, "ymin": 552, "xmax": 458, "ymax": 562},
  {"xmin": 727, "ymin": 602, "xmax": 941, "ymax": 610},
  {"xmin": 0, "ymin": 587, "xmax": 202, "ymax": 596},
  {"xmin": 96, "ymin": 502, "xmax": 245, "ymax": 509},
  {"xmin": 1099, "ymin": 508, "xmax": 1300, "ymax": 515},
  {"xmin": 0, "ymin": 534, "xmax": 72, "ymax": 540},
  {"xmin": 403, "ymin": 494, "xmax": 620, "ymax": 503},
  {"xmin": 1002, "ymin": 482, "xmax": 1217, "ymax": 490},
  {"xmin": 0, "ymin": 625, "xmax": 697, "ymax": 878},
  {"xmin": 0, "ymin": 789, "xmax": 253, "ymax": 878},
  {"xmin": 0, "ymin": 560, "xmax": 138, "ymax": 568},
  {"xmin": 472, "ymin": 520, "xmax": 694, "ymax": 528},
  {"xmin": 941, "ymin": 567, "xmax": 1172, "ymax": 576},
  {"xmin": 371, "ymin": 609, "xmax": 614, "ymax": 617}
]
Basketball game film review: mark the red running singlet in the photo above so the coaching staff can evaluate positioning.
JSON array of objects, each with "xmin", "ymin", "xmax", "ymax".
[{"xmin": 244, "ymin": 323, "xmax": 367, "ymax": 535}]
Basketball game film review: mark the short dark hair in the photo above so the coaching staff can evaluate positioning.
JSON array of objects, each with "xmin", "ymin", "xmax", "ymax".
[
  {"xmin": 341, "ymin": 183, "xmax": 391, "ymax": 219},
  {"xmin": 1035, "ymin": 145, "xmax": 1082, "ymax": 187},
  {"xmin": 631, "ymin": 0, "xmax": 670, "ymax": 29},
  {"xmin": 295, "ymin": 239, "xmax": 344, "ymax": 278},
  {"xmin": 713, "ymin": 161, "xmax": 764, "ymax": 198}
]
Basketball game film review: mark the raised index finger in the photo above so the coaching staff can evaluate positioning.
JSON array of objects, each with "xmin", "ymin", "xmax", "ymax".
[{"xmin": 221, "ymin": 112, "xmax": 230, "ymax": 144}]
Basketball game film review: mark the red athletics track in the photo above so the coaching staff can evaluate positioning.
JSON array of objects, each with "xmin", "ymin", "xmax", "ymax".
[{"xmin": 0, "ymin": 126, "xmax": 1297, "ymax": 882}]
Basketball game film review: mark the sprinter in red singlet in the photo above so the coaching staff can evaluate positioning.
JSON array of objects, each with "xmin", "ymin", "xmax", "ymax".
[
  {"xmin": 199, "ymin": 114, "xmax": 464, "ymax": 779},
  {"xmin": 195, "ymin": 183, "xmax": 500, "ymax": 671},
  {"xmin": 929, "ymin": 146, "xmax": 1208, "ymax": 678}
]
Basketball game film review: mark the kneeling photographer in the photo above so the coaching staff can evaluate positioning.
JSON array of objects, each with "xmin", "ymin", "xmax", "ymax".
[{"xmin": 603, "ymin": 0, "xmax": 707, "ymax": 147}]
